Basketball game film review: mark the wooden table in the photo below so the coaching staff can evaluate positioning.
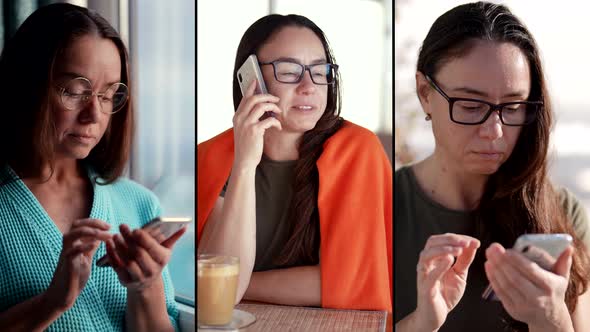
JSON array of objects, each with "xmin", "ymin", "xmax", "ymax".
[{"xmin": 233, "ymin": 303, "xmax": 392, "ymax": 332}]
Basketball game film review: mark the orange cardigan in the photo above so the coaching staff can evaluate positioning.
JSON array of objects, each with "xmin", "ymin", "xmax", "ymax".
[{"xmin": 197, "ymin": 120, "xmax": 392, "ymax": 312}]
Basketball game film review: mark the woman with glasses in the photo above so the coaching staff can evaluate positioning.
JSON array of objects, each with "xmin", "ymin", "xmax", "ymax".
[
  {"xmin": 0, "ymin": 4, "xmax": 183, "ymax": 331},
  {"xmin": 395, "ymin": 2, "xmax": 590, "ymax": 332},
  {"xmin": 197, "ymin": 14, "xmax": 392, "ymax": 311}
]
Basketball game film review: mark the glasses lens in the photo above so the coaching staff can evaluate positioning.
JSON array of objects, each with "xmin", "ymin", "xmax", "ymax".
[
  {"xmin": 310, "ymin": 64, "xmax": 336, "ymax": 84},
  {"xmin": 61, "ymin": 78, "xmax": 92, "ymax": 111},
  {"xmin": 274, "ymin": 62, "xmax": 303, "ymax": 83},
  {"xmin": 101, "ymin": 83, "xmax": 129, "ymax": 113},
  {"xmin": 452, "ymin": 100, "xmax": 490, "ymax": 124},
  {"xmin": 501, "ymin": 103, "xmax": 538, "ymax": 125}
]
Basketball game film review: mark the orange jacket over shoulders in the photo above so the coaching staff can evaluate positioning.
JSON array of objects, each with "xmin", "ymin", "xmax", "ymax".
[{"xmin": 197, "ymin": 120, "xmax": 393, "ymax": 312}]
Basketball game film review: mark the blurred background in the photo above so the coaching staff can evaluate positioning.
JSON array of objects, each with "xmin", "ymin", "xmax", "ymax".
[
  {"xmin": 0, "ymin": 0, "xmax": 195, "ymax": 328},
  {"xmin": 197, "ymin": 0, "xmax": 393, "ymax": 160},
  {"xmin": 395, "ymin": 0, "xmax": 590, "ymax": 211}
]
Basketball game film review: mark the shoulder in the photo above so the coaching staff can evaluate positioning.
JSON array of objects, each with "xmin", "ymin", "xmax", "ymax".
[
  {"xmin": 556, "ymin": 186, "xmax": 590, "ymax": 247},
  {"xmin": 322, "ymin": 120, "xmax": 386, "ymax": 160},
  {"xmin": 198, "ymin": 128, "xmax": 234, "ymax": 154},
  {"xmin": 394, "ymin": 165, "xmax": 412, "ymax": 181},
  {"xmin": 327, "ymin": 120, "xmax": 381, "ymax": 147}
]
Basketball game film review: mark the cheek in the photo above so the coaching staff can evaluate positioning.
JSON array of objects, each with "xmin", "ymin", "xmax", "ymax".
[
  {"xmin": 432, "ymin": 120, "xmax": 471, "ymax": 153},
  {"xmin": 53, "ymin": 111, "xmax": 75, "ymax": 133},
  {"xmin": 504, "ymin": 128, "xmax": 523, "ymax": 151}
]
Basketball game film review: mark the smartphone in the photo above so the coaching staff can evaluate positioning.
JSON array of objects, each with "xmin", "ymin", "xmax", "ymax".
[
  {"xmin": 237, "ymin": 54, "xmax": 273, "ymax": 119},
  {"xmin": 237, "ymin": 54, "xmax": 268, "ymax": 95},
  {"xmin": 96, "ymin": 217, "xmax": 192, "ymax": 267},
  {"xmin": 482, "ymin": 233, "xmax": 573, "ymax": 301}
]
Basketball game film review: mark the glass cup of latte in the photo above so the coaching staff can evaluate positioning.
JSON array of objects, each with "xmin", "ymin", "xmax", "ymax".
[{"xmin": 197, "ymin": 254, "xmax": 240, "ymax": 326}]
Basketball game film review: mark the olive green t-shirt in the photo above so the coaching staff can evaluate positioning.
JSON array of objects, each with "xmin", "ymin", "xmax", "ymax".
[
  {"xmin": 222, "ymin": 155, "xmax": 313, "ymax": 272},
  {"xmin": 394, "ymin": 165, "xmax": 590, "ymax": 331}
]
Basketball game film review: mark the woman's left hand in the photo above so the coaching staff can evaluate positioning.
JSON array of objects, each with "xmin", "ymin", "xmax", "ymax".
[
  {"xmin": 484, "ymin": 243, "xmax": 574, "ymax": 331},
  {"xmin": 106, "ymin": 224, "xmax": 187, "ymax": 292}
]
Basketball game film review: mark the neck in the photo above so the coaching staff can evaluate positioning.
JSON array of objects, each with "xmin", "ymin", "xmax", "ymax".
[
  {"xmin": 413, "ymin": 151, "xmax": 489, "ymax": 211},
  {"xmin": 30, "ymin": 158, "xmax": 85, "ymax": 186},
  {"xmin": 263, "ymin": 127, "xmax": 302, "ymax": 161}
]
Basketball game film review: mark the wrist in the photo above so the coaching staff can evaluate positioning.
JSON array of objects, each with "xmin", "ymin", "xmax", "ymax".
[
  {"xmin": 409, "ymin": 309, "xmax": 440, "ymax": 332},
  {"xmin": 40, "ymin": 291, "xmax": 69, "ymax": 315},
  {"xmin": 528, "ymin": 303, "xmax": 573, "ymax": 332},
  {"xmin": 127, "ymin": 278, "xmax": 163, "ymax": 299},
  {"xmin": 232, "ymin": 161, "xmax": 258, "ymax": 175}
]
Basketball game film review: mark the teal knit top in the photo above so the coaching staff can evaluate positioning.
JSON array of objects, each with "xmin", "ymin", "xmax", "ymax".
[{"xmin": 0, "ymin": 165, "xmax": 179, "ymax": 331}]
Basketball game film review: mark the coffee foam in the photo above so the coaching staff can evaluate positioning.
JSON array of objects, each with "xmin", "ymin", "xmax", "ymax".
[{"xmin": 197, "ymin": 262, "xmax": 239, "ymax": 277}]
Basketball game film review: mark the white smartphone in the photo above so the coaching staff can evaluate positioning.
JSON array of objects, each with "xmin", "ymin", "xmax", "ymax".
[
  {"xmin": 237, "ymin": 54, "xmax": 268, "ymax": 95},
  {"xmin": 237, "ymin": 54, "xmax": 274, "ymax": 120},
  {"xmin": 482, "ymin": 233, "xmax": 573, "ymax": 301},
  {"xmin": 96, "ymin": 217, "xmax": 191, "ymax": 267}
]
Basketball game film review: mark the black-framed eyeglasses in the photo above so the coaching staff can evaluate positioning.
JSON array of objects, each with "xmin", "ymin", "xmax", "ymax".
[
  {"xmin": 425, "ymin": 75, "xmax": 542, "ymax": 126},
  {"xmin": 259, "ymin": 60, "xmax": 338, "ymax": 85},
  {"xmin": 56, "ymin": 77, "xmax": 129, "ymax": 115}
]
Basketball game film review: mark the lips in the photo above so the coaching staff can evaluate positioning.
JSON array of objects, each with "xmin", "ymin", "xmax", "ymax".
[
  {"xmin": 291, "ymin": 105, "xmax": 316, "ymax": 112},
  {"xmin": 69, "ymin": 133, "xmax": 95, "ymax": 144},
  {"xmin": 474, "ymin": 151, "xmax": 503, "ymax": 160}
]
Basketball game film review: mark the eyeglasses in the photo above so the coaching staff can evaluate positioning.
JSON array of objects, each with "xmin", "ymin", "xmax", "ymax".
[
  {"xmin": 425, "ymin": 75, "xmax": 542, "ymax": 126},
  {"xmin": 56, "ymin": 77, "xmax": 129, "ymax": 114},
  {"xmin": 259, "ymin": 60, "xmax": 338, "ymax": 85}
]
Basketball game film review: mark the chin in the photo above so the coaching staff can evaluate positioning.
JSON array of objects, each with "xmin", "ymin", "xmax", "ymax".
[
  {"xmin": 467, "ymin": 163, "xmax": 501, "ymax": 175},
  {"xmin": 69, "ymin": 150, "xmax": 92, "ymax": 160}
]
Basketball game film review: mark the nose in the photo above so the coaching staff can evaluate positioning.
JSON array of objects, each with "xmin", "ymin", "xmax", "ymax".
[
  {"xmin": 78, "ymin": 95, "xmax": 101, "ymax": 123},
  {"xmin": 479, "ymin": 110, "xmax": 503, "ymax": 140},
  {"xmin": 296, "ymin": 69, "xmax": 316, "ymax": 95}
]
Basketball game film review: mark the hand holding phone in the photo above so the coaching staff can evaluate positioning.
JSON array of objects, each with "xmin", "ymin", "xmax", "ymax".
[
  {"xmin": 232, "ymin": 55, "xmax": 282, "ymax": 170},
  {"xmin": 482, "ymin": 233, "xmax": 573, "ymax": 301},
  {"xmin": 96, "ymin": 217, "xmax": 191, "ymax": 267},
  {"xmin": 237, "ymin": 54, "xmax": 276, "ymax": 120}
]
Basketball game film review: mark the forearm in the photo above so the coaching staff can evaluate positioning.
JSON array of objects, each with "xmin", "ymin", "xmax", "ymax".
[
  {"xmin": 395, "ymin": 311, "xmax": 438, "ymax": 332},
  {"xmin": 125, "ymin": 277, "xmax": 173, "ymax": 332},
  {"xmin": 0, "ymin": 293, "xmax": 64, "ymax": 331},
  {"xmin": 198, "ymin": 165, "xmax": 257, "ymax": 302},
  {"xmin": 243, "ymin": 265, "xmax": 321, "ymax": 306}
]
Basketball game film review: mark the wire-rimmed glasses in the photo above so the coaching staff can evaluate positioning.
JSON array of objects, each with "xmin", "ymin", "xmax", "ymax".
[{"xmin": 56, "ymin": 77, "xmax": 129, "ymax": 114}]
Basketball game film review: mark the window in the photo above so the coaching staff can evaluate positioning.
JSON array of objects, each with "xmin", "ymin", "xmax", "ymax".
[{"xmin": 127, "ymin": 0, "xmax": 196, "ymax": 309}]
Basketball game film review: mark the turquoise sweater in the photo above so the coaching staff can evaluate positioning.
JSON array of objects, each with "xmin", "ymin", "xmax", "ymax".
[{"xmin": 0, "ymin": 166, "xmax": 179, "ymax": 331}]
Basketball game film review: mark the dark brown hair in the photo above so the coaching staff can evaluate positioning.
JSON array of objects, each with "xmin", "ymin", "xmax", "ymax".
[
  {"xmin": 417, "ymin": 2, "xmax": 590, "ymax": 330},
  {"xmin": 0, "ymin": 3, "xmax": 133, "ymax": 184},
  {"xmin": 233, "ymin": 14, "xmax": 343, "ymax": 267}
]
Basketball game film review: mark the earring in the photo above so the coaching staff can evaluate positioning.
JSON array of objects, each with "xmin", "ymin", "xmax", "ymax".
[{"xmin": 425, "ymin": 114, "xmax": 431, "ymax": 121}]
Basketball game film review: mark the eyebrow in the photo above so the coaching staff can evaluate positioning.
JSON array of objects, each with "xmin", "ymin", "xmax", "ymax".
[
  {"xmin": 273, "ymin": 57, "xmax": 328, "ymax": 65},
  {"xmin": 451, "ymin": 86, "xmax": 528, "ymax": 99},
  {"xmin": 59, "ymin": 71, "xmax": 121, "ymax": 87}
]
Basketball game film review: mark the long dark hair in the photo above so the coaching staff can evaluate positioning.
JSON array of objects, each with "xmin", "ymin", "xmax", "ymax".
[
  {"xmin": 0, "ymin": 3, "xmax": 133, "ymax": 185},
  {"xmin": 417, "ymin": 2, "xmax": 589, "ymax": 330},
  {"xmin": 233, "ymin": 14, "xmax": 343, "ymax": 267}
]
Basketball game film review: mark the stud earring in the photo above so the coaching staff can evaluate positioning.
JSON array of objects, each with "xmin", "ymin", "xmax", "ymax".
[{"xmin": 425, "ymin": 114, "xmax": 431, "ymax": 121}]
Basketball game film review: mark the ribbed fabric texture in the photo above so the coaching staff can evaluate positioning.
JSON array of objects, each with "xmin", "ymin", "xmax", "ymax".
[{"xmin": 0, "ymin": 165, "xmax": 179, "ymax": 331}]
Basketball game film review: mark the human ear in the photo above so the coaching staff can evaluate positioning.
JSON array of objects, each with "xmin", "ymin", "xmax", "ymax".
[{"xmin": 415, "ymin": 71, "xmax": 432, "ymax": 117}]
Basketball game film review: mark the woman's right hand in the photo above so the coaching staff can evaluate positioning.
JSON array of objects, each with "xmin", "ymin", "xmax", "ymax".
[
  {"xmin": 43, "ymin": 218, "xmax": 112, "ymax": 312},
  {"xmin": 413, "ymin": 233, "xmax": 480, "ymax": 331},
  {"xmin": 232, "ymin": 80, "xmax": 282, "ymax": 171}
]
